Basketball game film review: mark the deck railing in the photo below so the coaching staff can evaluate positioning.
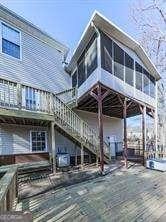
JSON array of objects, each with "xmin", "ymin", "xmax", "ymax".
[
  {"xmin": 55, "ymin": 87, "xmax": 77, "ymax": 106},
  {"xmin": 145, "ymin": 150, "xmax": 166, "ymax": 159},
  {"xmin": 0, "ymin": 166, "xmax": 18, "ymax": 212},
  {"xmin": 0, "ymin": 78, "xmax": 111, "ymax": 159}
]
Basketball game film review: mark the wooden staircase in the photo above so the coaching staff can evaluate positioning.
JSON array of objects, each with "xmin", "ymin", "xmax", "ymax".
[
  {"xmin": 0, "ymin": 78, "xmax": 111, "ymax": 163},
  {"xmin": 54, "ymin": 88, "xmax": 111, "ymax": 163}
]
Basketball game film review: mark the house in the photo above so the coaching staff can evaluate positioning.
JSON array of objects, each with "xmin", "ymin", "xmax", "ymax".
[{"xmin": 0, "ymin": 5, "xmax": 161, "ymax": 171}]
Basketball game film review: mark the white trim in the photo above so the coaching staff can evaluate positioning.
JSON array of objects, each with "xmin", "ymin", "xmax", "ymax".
[
  {"xmin": 0, "ymin": 20, "xmax": 22, "ymax": 61},
  {"xmin": 30, "ymin": 130, "xmax": 48, "ymax": 152}
]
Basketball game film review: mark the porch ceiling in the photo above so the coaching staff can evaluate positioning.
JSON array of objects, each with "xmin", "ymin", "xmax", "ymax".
[
  {"xmin": 0, "ymin": 107, "xmax": 54, "ymax": 126},
  {"xmin": 0, "ymin": 115, "xmax": 51, "ymax": 127},
  {"xmin": 77, "ymin": 83, "xmax": 153, "ymax": 119}
]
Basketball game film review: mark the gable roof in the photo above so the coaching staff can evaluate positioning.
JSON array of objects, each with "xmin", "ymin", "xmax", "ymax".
[
  {"xmin": 0, "ymin": 4, "xmax": 69, "ymax": 57},
  {"xmin": 67, "ymin": 11, "xmax": 161, "ymax": 81}
]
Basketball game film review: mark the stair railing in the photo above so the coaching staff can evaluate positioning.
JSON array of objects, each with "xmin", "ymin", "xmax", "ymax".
[
  {"xmin": 53, "ymin": 93, "xmax": 99, "ymax": 154},
  {"xmin": 0, "ymin": 78, "xmax": 111, "ymax": 160},
  {"xmin": 55, "ymin": 87, "xmax": 77, "ymax": 106}
]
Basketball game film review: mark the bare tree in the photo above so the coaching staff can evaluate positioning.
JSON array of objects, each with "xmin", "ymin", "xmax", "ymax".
[
  {"xmin": 130, "ymin": 0, "xmax": 166, "ymax": 149},
  {"xmin": 131, "ymin": 0, "xmax": 166, "ymax": 77}
]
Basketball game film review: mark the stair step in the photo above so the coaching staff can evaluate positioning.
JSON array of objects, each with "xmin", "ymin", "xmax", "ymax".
[{"xmin": 53, "ymin": 95, "xmax": 111, "ymax": 160}]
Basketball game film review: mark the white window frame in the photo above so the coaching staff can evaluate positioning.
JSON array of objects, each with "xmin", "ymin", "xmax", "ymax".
[
  {"xmin": 0, "ymin": 20, "xmax": 22, "ymax": 60},
  {"xmin": 30, "ymin": 130, "xmax": 47, "ymax": 153}
]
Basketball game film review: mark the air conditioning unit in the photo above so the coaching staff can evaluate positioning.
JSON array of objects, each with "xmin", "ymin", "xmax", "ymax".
[
  {"xmin": 57, "ymin": 153, "xmax": 70, "ymax": 167},
  {"xmin": 146, "ymin": 158, "xmax": 166, "ymax": 172}
]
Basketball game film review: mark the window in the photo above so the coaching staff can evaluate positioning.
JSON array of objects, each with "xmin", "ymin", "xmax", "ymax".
[
  {"xmin": 100, "ymin": 31, "xmax": 113, "ymax": 74},
  {"xmin": 125, "ymin": 53, "xmax": 134, "ymax": 86},
  {"xmin": 77, "ymin": 35, "xmax": 97, "ymax": 87},
  {"xmin": 77, "ymin": 58, "xmax": 85, "ymax": 87},
  {"xmin": 135, "ymin": 62, "xmax": 143, "ymax": 91},
  {"xmin": 143, "ymin": 68, "xmax": 150, "ymax": 95},
  {"xmin": 113, "ymin": 42, "xmax": 124, "ymax": 80},
  {"xmin": 72, "ymin": 70, "xmax": 77, "ymax": 87},
  {"xmin": 1, "ymin": 23, "xmax": 21, "ymax": 59},
  {"xmin": 85, "ymin": 39, "xmax": 97, "ymax": 78},
  {"xmin": 30, "ymin": 131, "xmax": 47, "ymax": 152},
  {"xmin": 149, "ymin": 75, "xmax": 156, "ymax": 98},
  {"xmin": 25, "ymin": 87, "xmax": 36, "ymax": 110}
]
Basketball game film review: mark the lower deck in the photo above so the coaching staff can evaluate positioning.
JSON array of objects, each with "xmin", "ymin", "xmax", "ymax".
[{"xmin": 16, "ymin": 164, "xmax": 166, "ymax": 222}]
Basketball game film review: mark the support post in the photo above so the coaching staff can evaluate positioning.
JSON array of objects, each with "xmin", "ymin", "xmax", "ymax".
[
  {"xmin": 98, "ymin": 89, "xmax": 104, "ymax": 172},
  {"xmin": 96, "ymin": 152, "xmax": 99, "ymax": 167},
  {"xmin": 142, "ymin": 106, "xmax": 146, "ymax": 166},
  {"xmin": 51, "ymin": 121, "xmax": 56, "ymax": 173},
  {"xmin": 154, "ymin": 109, "xmax": 158, "ymax": 156},
  {"xmin": 75, "ymin": 145, "xmax": 78, "ymax": 166},
  {"xmin": 81, "ymin": 143, "xmax": 84, "ymax": 169},
  {"xmin": 123, "ymin": 98, "xmax": 128, "ymax": 168},
  {"xmin": 90, "ymin": 84, "xmax": 110, "ymax": 172}
]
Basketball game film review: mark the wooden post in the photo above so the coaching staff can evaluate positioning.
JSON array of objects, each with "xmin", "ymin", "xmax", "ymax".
[
  {"xmin": 123, "ymin": 98, "xmax": 128, "ymax": 168},
  {"xmin": 81, "ymin": 143, "xmax": 84, "ymax": 169},
  {"xmin": 139, "ymin": 105, "xmax": 146, "ymax": 166},
  {"xmin": 51, "ymin": 121, "xmax": 56, "ymax": 173},
  {"xmin": 75, "ymin": 144, "xmax": 78, "ymax": 166},
  {"xmin": 96, "ymin": 152, "xmax": 99, "ymax": 167},
  {"xmin": 117, "ymin": 95, "xmax": 132, "ymax": 168},
  {"xmin": 90, "ymin": 84, "xmax": 110, "ymax": 172},
  {"xmin": 17, "ymin": 83, "xmax": 22, "ymax": 109},
  {"xmin": 98, "ymin": 88, "xmax": 104, "ymax": 172},
  {"xmin": 142, "ymin": 106, "xmax": 146, "ymax": 166}
]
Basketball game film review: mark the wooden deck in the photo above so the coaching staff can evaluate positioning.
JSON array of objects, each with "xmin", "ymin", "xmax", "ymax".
[{"xmin": 16, "ymin": 164, "xmax": 166, "ymax": 222}]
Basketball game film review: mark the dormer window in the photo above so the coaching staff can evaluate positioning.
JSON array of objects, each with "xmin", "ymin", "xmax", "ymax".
[{"xmin": 1, "ymin": 23, "xmax": 21, "ymax": 59}]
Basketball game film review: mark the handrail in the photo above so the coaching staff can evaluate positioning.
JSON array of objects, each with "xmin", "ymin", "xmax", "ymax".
[
  {"xmin": 55, "ymin": 87, "xmax": 77, "ymax": 105},
  {"xmin": 145, "ymin": 150, "xmax": 166, "ymax": 159},
  {"xmin": 55, "ymin": 87, "xmax": 77, "ymax": 96},
  {"xmin": 0, "ymin": 165, "xmax": 18, "ymax": 212},
  {"xmin": 0, "ymin": 78, "xmax": 111, "ymax": 160},
  {"xmin": 53, "ymin": 94, "xmax": 99, "ymax": 150}
]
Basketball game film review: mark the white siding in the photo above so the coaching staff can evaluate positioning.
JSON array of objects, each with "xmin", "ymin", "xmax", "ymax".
[
  {"xmin": 100, "ymin": 69, "xmax": 156, "ymax": 107},
  {"xmin": 0, "ymin": 124, "xmax": 49, "ymax": 155},
  {"xmin": 77, "ymin": 67, "xmax": 156, "ymax": 108},
  {"xmin": 0, "ymin": 30, "xmax": 71, "ymax": 93},
  {"xmin": 0, "ymin": 124, "xmax": 87, "ymax": 156},
  {"xmin": 75, "ymin": 110, "xmax": 123, "ymax": 142},
  {"xmin": 55, "ymin": 131, "xmax": 82, "ymax": 156}
]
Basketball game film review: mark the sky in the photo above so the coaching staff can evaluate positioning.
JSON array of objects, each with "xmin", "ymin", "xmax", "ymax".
[{"xmin": 0, "ymin": 0, "xmax": 139, "ymax": 59}]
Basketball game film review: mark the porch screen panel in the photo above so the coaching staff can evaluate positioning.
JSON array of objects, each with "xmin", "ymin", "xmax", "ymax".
[
  {"xmin": 85, "ymin": 39, "xmax": 97, "ymax": 78},
  {"xmin": 113, "ymin": 42, "xmax": 124, "ymax": 80},
  {"xmin": 149, "ymin": 75, "xmax": 155, "ymax": 98},
  {"xmin": 72, "ymin": 70, "xmax": 77, "ymax": 87},
  {"xmin": 143, "ymin": 69, "xmax": 150, "ymax": 95},
  {"xmin": 135, "ymin": 62, "xmax": 143, "ymax": 91},
  {"xmin": 125, "ymin": 52, "xmax": 134, "ymax": 86},
  {"xmin": 100, "ymin": 31, "xmax": 113, "ymax": 74},
  {"xmin": 78, "ymin": 57, "xmax": 85, "ymax": 87}
]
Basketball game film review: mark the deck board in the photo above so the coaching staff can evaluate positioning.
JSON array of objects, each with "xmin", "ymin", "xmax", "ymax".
[{"xmin": 16, "ymin": 165, "xmax": 166, "ymax": 222}]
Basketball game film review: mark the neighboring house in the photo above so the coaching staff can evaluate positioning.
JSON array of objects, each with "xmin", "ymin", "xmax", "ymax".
[{"xmin": 0, "ymin": 5, "xmax": 161, "ymax": 168}]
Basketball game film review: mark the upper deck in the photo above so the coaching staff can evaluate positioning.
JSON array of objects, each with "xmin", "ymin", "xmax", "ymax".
[{"xmin": 68, "ymin": 12, "xmax": 160, "ymax": 111}]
